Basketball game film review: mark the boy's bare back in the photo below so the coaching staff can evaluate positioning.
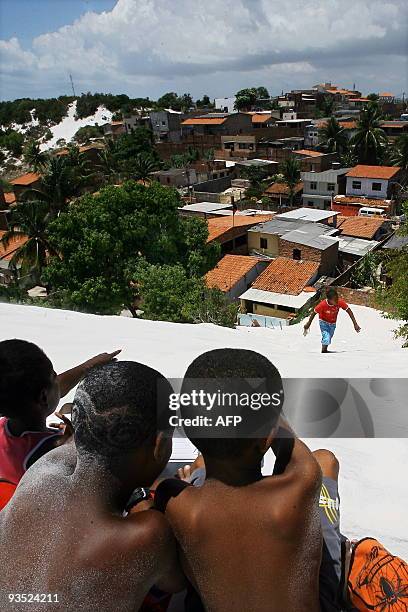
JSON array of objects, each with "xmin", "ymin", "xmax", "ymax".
[
  {"xmin": 0, "ymin": 446, "xmax": 178, "ymax": 612},
  {"xmin": 163, "ymin": 467, "xmax": 322, "ymax": 612}
]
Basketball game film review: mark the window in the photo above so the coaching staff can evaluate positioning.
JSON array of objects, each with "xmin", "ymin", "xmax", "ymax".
[
  {"xmin": 293, "ymin": 248, "xmax": 301, "ymax": 260},
  {"xmin": 238, "ymin": 143, "xmax": 248, "ymax": 149},
  {"xmin": 310, "ymin": 182, "xmax": 317, "ymax": 190},
  {"xmin": 327, "ymin": 183, "xmax": 335, "ymax": 192},
  {"xmin": 372, "ymin": 182, "xmax": 382, "ymax": 191},
  {"xmin": 260, "ymin": 237, "xmax": 268, "ymax": 249},
  {"xmin": 161, "ymin": 121, "xmax": 166, "ymax": 126},
  {"xmin": 352, "ymin": 180, "xmax": 361, "ymax": 189},
  {"xmin": 307, "ymin": 201, "xmax": 314, "ymax": 206}
]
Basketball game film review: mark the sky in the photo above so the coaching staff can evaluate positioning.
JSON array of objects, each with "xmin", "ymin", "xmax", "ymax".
[{"xmin": 0, "ymin": 0, "xmax": 407, "ymax": 103}]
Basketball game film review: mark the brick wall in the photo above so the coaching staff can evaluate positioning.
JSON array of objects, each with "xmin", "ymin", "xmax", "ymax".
[
  {"xmin": 334, "ymin": 286, "xmax": 380, "ymax": 309},
  {"xmin": 278, "ymin": 239, "xmax": 338, "ymax": 275}
]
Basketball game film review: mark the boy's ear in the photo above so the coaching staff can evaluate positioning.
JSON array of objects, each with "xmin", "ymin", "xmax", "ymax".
[{"xmin": 153, "ymin": 431, "xmax": 172, "ymax": 464}]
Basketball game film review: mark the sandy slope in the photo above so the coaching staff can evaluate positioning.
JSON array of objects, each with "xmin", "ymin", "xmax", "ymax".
[{"xmin": 1, "ymin": 302, "xmax": 407, "ymax": 557}]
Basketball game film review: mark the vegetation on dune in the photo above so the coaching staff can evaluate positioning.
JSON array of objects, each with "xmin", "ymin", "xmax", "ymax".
[{"xmin": 377, "ymin": 203, "xmax": 408, "ymax": 347}]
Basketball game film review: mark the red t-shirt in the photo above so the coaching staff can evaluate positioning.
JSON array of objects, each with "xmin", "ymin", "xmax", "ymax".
[{"xmin": 314, "ymin": 299, "xmax": 349, "ymax": 323}]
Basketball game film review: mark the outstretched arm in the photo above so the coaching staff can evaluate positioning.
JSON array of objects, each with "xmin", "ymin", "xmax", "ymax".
[
  {"xmin": 346, "ymin": 307, "xmax": 361, "ymax": 333},
  {"xmin": 303, "ymin": 310, "xmax": 317, "ymax": 334},
  {"xmin": 57, "ymin": 350, "xmax": 121, "ymax": 397}
]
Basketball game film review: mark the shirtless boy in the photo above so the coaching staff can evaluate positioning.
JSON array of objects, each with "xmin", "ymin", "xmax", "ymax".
[
  {"xmin": 155, "ymin": 348, "xmax": 324, "ymax": 612},
  {"xmin": 0, "ymin": 361, "xmax": 184, "ymax": 611}
]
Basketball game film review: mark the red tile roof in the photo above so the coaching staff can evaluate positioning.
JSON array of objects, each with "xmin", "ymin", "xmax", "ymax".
[
  {"xmin": 346, "ymin": 165, "xmax": 401, "ymax": 180},
  {"xmin": 337, "ymin": 120, "xmax": 357, "ymax": 129},
  {"xmin": 295, "ymin": 149, "xmax": 324, "ymax": 157},
  {"xmin": 3, "ymin": 192, "xmax": 16, "ymax": 205},
  {"xmin": 337, "ymin": 216, "xmax": 387, "ymax": 239},
  {"xmin": 250, "ymin": 113, "xmax": 273, "ymax": 124},
  {"xmin": 207, "ymin": 215, "xmax": 274, "ymax": 243},
  {"xmin": 264, "ymin": 182, "xmax": 303, "ymax": 196},
  {"xmin": 10, "ymin": 172, "xmax": 41, "ymax": 186},
  {"xmin": 379, "ymin": 92, "xmax": 394, "ymax": 97},
  {"xmin": 0, "ymin": 230, "xmax": 28, "ymax": 261},
  {"xmin": 205, "ymin": 255, "xmax": 261, "ymax": 292},
  {"xmin": 252, "ymin": 257, "xmax": 319, "ymax": 295},
  {"xmin": 182, "ymin": 117, "xmax": 227, "ymax": 126},
  {"xmin": 333, "ymin": 195, "xmax": 391, "ymax": 209}
]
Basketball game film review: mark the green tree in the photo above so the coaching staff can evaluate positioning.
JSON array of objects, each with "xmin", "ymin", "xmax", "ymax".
[
  {"xmin": 24, "ymin": 155, "xmax": 85, "ymax": 217},
  {"xmin": 390, "ymin": 134, "xmax": 408, "ymax": 171},
  {"xmin": 350, "ymin": 252, "xmax": 381, "ymax": 289},
  {"xmin": 131, "ymin": 152, "xmax": 159, "ymax": 181},
  {"xmin": 319, "ymin": 117, "xmax": 348, "ymax": 153},
  {"xmin": 73, "ymin": 125, "xmax": 104, "ymax": 144},
  {"xmin": 377, "ymin": 203, "xmax": 408, "ymax": 346},
  {"xmin": 97, "ymin": 140, "xmax": 122, "ymax": 183},
  {"xmin": 316, "ymin": 96, "xmax": 335, "ymax": 117},
  {"xmin": 0, "ymin": 200, "xmax": 58, "ymax": 285},
  {"xmin": 43, "ymin": 181, "xmax": 218, "ymax": 315},
  {"xmin": 157, "ymin": 92, "xmax": 182, "ymax": 110},
  {"xmin": 23, "ymin": 140, "xmax": 48, "ymax": 172},
  {"xmin": 234, "ymin": 88, "xmax": 258, "ymax": 111},
  {"xmin": 256, "ymin": 87, "xmax": 270, "ymax": 99},
  {"xmin": 367, "ymin": 93, "xmax": 380, "ymax": 101},
  {"xmin": 0, "ymin": 130, "xmax": 24, "ymax": 156},
  {"xmin": 135, "ymin": 261, "xmax": 237, "ymax": 327},
  {"xmin": 352, "ymin": 103, "xmax": 388, "ymax": 164},
  {"xmin": 279, "ymin": 158, "xmax": 301, "ymax": 207}
]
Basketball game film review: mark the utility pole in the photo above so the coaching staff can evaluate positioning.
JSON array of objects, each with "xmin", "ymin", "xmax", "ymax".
[{"xmin": 69, "ymin": 74, "xmax": 76, "ymax": 97}]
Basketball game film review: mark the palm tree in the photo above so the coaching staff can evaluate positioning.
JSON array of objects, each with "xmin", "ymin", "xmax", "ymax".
[
  {"xmin": 23, "ymin": 140, "xmax": 48, "ymax": 172},
  {"xmin": 97, "ymin": 140, "xmax": 122, "ymax": 183},
  {"xmin": 0, "ymin": 200, "xmax": 58, "ymax": 285},
  {"xmin": 390, "ymin": 134, "xmax": 408, "ymax": 171},
  {"xmin": 280, "ymin": 158, "xmax": 301, "ymax": 207},
  {"xmin": 23, "ymin": 156, "xmax": 83, "ymax": 217},
  {"xmin": 352, "ymin": 103, "xmax": 388, "ymax": 164},
  {"xmin": 132, "ymin": 152, "xmax": 159, "ymax": 182},
  {"xmin": 319, "ymin": 117, "xmax": 348, "ymax": 153}
]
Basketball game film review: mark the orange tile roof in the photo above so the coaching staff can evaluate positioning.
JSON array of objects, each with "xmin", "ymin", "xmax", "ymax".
[
  {"xmin": 350, "ymin": 98, "xmax": 369, "ymax": 102},
  {"xmin": 252, "ymin": 257, "xmax": 319, "ymax": 295},
  {"xmin": 379, "ymin": 92, "xmax": 394, "ymax": 97},
  {"xmin": 337, "ymin": 216, "xmax": 387, "ymax": 239},
  {"xmin": 182, "ymin": 117, "xmax": 227, "ymax": 126},
  {"xmin": 111, "ymin": 121, "xmax": 124, "ymax": 125},
  {"xmin": 346, "ymin": 165, "xmax": 401, "ymax": 180},
  {"xmin": 3, "ymin": 192, "xmax": 16, "ymax": 205},
  {"xmin": 337, "ymin": 120, "xmax": 357, "ymax": 129},
  {"xmin": 333, "ymin": 195, "xmax": 391, "ymax": 208},
  {"xmin": 205, "ymin": 255, "xmax": 261, "ymax": 292},
  {"xmin": 10, "ymin": 172, "xmax": 41, "ymax": 186},
  {"xmin": 264, "ymin": 182, "xmax": 303, "ymax": 196},
  {"xmin": 207, "ymin": 215, "xmax": 274, "ymax": 243},
  {"xmin": 380, "ymin": 121, "xmax": 408, "ymax": 128},
  {"xmin": 0, "ymin": 230, "xmax": 28, "ymax": 261},
  {"xmin": 251, "ymin": 113, "xmax": 272, "ymax": 124},
  {"xmin": 295, "ymin": 149, "xmax": 324, "ymax": 157}
]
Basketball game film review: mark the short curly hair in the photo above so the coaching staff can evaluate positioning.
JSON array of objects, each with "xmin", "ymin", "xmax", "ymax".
[
  {"xmin": 0, "ymin": 339, "xmax": 53, "ymax": 418},
  {"xmin": 72, "ymin": 361, "xmax": 173, "ymax": 458}
]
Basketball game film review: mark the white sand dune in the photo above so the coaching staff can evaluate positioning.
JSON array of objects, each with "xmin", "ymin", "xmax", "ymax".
[
  {"xmin": 39, "ymin": 101, "xmax": 112, "ymax": 151},
  {"xmin": 1, "ymin": 302, "xmax": 407, "ymax": 558}
]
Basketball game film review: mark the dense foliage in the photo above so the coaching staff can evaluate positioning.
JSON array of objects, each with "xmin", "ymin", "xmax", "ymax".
[
  {"xmin": 43, "ymin": 181, "xmax": 219, "ymax": 315},
  {"xmin": 378, "ymin": 203, "xmax": 408, "ymax": 346}
]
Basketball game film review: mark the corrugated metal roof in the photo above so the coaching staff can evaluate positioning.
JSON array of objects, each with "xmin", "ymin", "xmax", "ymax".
[{"xmin": 239, "ymin": 288, "xmax": 314, "ymax": 308}]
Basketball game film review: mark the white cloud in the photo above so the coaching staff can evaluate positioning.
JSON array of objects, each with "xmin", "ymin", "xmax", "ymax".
[{"xmin": 1, "ymin": 0, "xmax": 407, "ymax": 100}]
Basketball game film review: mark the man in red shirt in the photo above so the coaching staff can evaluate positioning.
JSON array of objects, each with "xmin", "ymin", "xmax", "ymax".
[{"xmin": 304, "ymin": 288, "xmax": 361, "ymax": 353}]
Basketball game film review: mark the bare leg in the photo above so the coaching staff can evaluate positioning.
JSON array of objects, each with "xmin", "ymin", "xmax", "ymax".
[{"xmin": 312, "ymin": 449, "xmax": 339, "ymax": 480}]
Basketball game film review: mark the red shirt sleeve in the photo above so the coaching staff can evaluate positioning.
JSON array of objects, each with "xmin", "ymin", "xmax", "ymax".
[
  {"xmin": 338, "ymin": 299, "xmax": 349, "ymax": 310},
  {"xmin": 314, "ymin": 300, "xmax": 325, "ymax": 315}
]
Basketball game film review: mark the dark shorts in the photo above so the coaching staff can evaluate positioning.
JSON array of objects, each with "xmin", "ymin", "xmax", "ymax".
[{"xmin": 319, "ymin": 477, "xmax": 342, "ymax": 612}]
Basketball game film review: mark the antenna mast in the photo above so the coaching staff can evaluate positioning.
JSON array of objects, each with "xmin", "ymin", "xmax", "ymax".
[{"xmin": 69, "ymin": 73, "xmax": 76, "ymax": 97}]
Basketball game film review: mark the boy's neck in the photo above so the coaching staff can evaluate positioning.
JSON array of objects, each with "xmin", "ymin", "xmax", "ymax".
[
  {"xmin": 204, "ymin": 456, "xmax": 263, "ymax": 487},
  {"xmin": 72, "ymin": 454, "xmax": 148, "ymax": 512},
  {"xmin": 7, "ymin": 415, "xmax": 47, "ymax": 436}
]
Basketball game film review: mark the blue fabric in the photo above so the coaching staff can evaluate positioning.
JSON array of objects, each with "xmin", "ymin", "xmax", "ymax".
[{"xmin": 319, "ymin": 320, "xmax": 336, "ymax": 346}]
